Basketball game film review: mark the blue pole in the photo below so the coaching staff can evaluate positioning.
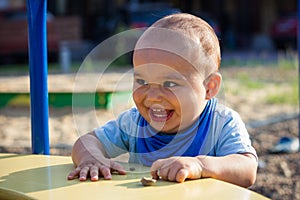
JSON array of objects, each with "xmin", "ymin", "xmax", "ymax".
[{"xmin": 26, "ymin": 0, "xmax": 50, "ymax": 154}]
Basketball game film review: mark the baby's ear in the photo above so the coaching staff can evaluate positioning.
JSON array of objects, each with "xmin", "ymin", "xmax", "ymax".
[{"xmin": 204, "ymin": 72, "xmax": 222, "ymax": 100}]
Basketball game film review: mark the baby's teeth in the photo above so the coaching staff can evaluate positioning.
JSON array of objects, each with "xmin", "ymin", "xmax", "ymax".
[{"xmin": 153, "ymin": 108, "xmax": 163, "ymax": 112}]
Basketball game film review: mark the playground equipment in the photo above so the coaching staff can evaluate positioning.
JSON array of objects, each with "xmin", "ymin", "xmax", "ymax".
[{"xmin": 27, "ymin": 0, "xmax": 49, "ymax": 154}]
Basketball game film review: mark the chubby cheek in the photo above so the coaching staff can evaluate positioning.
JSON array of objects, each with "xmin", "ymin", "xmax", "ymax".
[
  {"xmin": 181, "ymin": 99, "xmax": 202, "ymax": 121},
  {"xmin": 133, "ymin": 89, "xmax": 141, "ymax": 104},
  {"xmin": 177, "ymin": 91, "xmax": 205, "ymax": 125},
  {"xmin": 132, "ymin": 87, "xmax": 147, "ymax": 110}
]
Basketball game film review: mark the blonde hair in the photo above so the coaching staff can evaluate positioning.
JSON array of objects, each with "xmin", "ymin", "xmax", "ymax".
[
  {"xmin": 152, "ymin": 13, "xmax": 220, "ymax": 68},
  {"xmin": 135, "ymin": 13, "xmax": 221, "ymax": 76}
]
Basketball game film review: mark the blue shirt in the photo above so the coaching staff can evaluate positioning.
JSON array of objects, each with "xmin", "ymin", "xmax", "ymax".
[{"xmin": 94, "ymin": 100, "xmax": 257, "ymax": 165}]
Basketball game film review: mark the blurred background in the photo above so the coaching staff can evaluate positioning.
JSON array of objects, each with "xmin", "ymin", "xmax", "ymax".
[
  {"xmin": 0, "ymin": 1, "xmax": 298, "ymax": 199},
  {"xmin": 0, "ymin": 0, "xmax": 297, "ymax": 65}
]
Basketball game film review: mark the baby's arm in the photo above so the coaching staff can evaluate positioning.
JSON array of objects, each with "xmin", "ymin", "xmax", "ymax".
[
  {"xmin": 67, "ymin": 131, "xmax": 126, "ymax": 181},
  {"xmin": 150, "ymin": 153, "xmax": 257, "ymax": 188}
]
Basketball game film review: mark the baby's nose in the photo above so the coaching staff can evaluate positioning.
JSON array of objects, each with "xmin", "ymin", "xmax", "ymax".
[{"xmin": 145, "ymin": 84, "xmax": 163, "ymax": 102}]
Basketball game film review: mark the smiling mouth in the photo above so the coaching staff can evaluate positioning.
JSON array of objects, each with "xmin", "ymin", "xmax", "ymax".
[{"xmin": 149, "ymin": 107, "xmax": 174, "ymax": 122}]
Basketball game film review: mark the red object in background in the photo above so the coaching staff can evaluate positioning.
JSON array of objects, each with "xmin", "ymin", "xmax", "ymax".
[
  {"xmin": 0, "ymin": 8, "xmax": 81, "ymax": 63},
  {"xmin": 0, "ymin": 8, "xmax": 58, "ymax": 57},
  {"xmin": 270, "ymin": 14, "xmax": 297, "ymax": 49}
]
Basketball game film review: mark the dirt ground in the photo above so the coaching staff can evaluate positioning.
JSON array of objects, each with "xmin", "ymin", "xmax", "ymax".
[
  {"xmin": 0, "ymin": 66, "xmax": 299, "ymax": 199},
  {"xmin": 248, "ymin": 118, "xmax": 299, "ymax": 200}
]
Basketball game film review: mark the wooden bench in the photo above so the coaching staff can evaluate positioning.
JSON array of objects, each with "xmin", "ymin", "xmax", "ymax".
[{"xmin": 0, "ymin": 16, "xmax": 81, "ymax": 56}]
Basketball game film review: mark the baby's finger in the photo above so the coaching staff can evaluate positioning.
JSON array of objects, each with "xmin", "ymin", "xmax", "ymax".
[
  {"xmin": 79, "ymin": 166, "xmax": 90, "ymax": 181},
  {"xmin": 158, "ymin": 165, "xmax": 170, "ymax": 181},
  {"xmin": 150, "ymin": 159, "xmax": 164, "ymax": 179},
  {"xmin": 111, "ymin": 162, "xmax": 127, "ymax": 175},
  {"xmin": 99, "ymin": 165, "xmax": 112, "ymax": 180},
  {"xmin": 67, "ymin": 167, "xmax": 81, "ymax": 180},
  {"xmin": 90, "ymin": 165, "xmax": 99, "ymax": 181},
  {"xmin": 168, "ymin": 166, "xmax": 181, "ymax": 182},
  {"xmin": 176, "ymin": 168, "xmax": 189, "ymax": 183}
]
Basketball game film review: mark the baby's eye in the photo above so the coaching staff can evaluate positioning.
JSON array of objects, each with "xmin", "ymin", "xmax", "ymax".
[
  {"xmin": 163, "ymin": 81, "xmax": 178, "ymax": 88},
  {"xmin": 136, "ymin": 78, "xmax": 148, "ymax": 85}
]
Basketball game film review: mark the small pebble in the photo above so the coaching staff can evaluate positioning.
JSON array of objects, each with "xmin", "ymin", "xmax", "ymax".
[
  {"xmin": 129, "ymin": 167, "xmax": 135, "ymax": 171},
  {"xmin": 141, "ymin": 177, "xmax": 156, "ymax": 186}
]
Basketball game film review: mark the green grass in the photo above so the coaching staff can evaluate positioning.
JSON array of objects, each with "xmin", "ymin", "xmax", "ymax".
[
  {"xmin": 235, "ymin": 72, "xmax": 265, "ymax": 89},
  {"xmin": 277, "ymin": 50, "xmax": 298, "ymax": 70},
  {"xmin": 265, "ymin": 79, "xmax": 298, "ymax": 105},
  {"xmin": 221, "ymin": 54, "xmax": 298, "ymax": 107}
]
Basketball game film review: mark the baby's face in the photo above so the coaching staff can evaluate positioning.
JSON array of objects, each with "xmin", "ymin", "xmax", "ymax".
[{"xmin": 133, "ymin": 49, "xmax": 208, "ymax": 133}]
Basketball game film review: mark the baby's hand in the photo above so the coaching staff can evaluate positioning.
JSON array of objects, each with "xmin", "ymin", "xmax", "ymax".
[
  {"xmin": 67, "ymin": 158, "xmax": 126, "ymax": 181},
  {"xmin": 150, "ymin": 156, "xmax": 204, "ymax": 183}
]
